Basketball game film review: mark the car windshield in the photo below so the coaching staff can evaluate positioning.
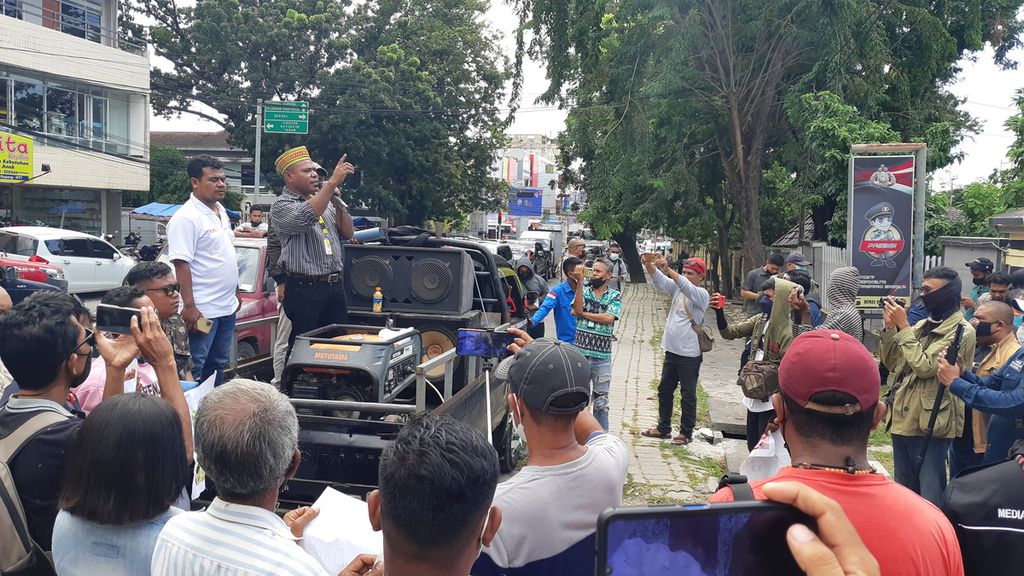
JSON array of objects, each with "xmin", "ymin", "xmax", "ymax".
[
  {"xmin": 236, "ymin": 246, "xmax": 261, "ymax": 293},
  {"xmin": 0, "ymin": 231, "xmax": 38, "ymax": 257}
]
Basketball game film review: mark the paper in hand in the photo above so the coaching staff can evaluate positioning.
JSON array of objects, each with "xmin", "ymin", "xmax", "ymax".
[{"xmin": 300, "ymin": 487, "xmax": 383, "ymax": 574}]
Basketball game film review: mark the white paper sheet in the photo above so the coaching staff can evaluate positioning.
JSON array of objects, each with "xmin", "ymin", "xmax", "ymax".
[
  {"xmin": 183, "ymin": 374, "xmax": 216, "ymax": 499},
  {"xmin": 300, "ymin": 487, "xmax": 383, "ymax": 574}
]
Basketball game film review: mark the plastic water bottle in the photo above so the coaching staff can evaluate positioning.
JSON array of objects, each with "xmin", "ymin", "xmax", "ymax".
[{"xmin": 373, "ymin": 286, "xmax": 383, "ymax": 313}]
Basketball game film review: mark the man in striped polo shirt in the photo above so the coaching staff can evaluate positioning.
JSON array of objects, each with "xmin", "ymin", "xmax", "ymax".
[
  {"xmin": 271, "ymin": 146, "xmax": 356, "ymax": 350},
  {"xmin": 571, "ymin": 258, "xmax": 622, "ymax": 432}
]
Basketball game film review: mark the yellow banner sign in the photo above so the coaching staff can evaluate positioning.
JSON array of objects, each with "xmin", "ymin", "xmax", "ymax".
[{"xmin": 0, "ymin": 133, "xmax": 33, "ymax": 183}]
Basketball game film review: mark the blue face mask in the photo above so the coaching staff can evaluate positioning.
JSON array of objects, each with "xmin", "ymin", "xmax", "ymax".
[
  {"xmin": 759, "ymin": 296, "xmax": 773, "ymax": 315},
  {"xmin": 1015, "ymin": 315, "xmax": 1023, "ymax": 329}
]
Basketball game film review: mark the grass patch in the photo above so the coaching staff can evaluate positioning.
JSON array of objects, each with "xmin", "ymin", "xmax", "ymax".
[
  {"xmin": 648, "ymin": 326, "xmax": 664, "ymax": 349},
  {"xmin": 868, "ymin": 425, "xmax": 892, "ymax": 448},
  {"xmin": 662, "ymin": 444, "xmax": 727, "ymax": 479}
]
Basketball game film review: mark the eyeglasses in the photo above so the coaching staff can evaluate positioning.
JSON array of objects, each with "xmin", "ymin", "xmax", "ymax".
[
  {"xmin": 64, "ymin": 328, "xmax": 96, "ymax": 363},
  {"xmin": 146, "ymin": 282, "xmax": 181, "ymax": 297}
]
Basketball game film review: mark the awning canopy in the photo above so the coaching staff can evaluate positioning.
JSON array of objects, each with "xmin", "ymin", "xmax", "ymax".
[{"xmin": 130, "ymin": 202, "xmax": 241, "ymax": 222}]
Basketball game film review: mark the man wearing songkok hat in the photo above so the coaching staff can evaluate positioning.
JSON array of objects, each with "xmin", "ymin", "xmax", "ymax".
[
  {"xmin": 710, "ymin": 331, "xmax": 964, "ymax": 576},
  {"xmin": 270, "ymin": 146, "xmax": 356, "ymax": 350}
]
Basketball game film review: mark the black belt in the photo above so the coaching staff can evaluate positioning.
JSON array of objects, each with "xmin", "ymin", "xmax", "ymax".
[{"xmin": 288, "ymin": 271, "xmax": 342, "ymax": 284}]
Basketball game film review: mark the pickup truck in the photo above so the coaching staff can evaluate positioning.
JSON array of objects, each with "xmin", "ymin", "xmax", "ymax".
[{"xmin": 273, "ymin": 235, "xmax": 530, "ymax": 506}]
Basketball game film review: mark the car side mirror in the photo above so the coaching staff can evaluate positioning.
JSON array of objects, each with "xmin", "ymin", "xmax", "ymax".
[
  {"xmin": 3, "ymin": 267, "xmax": 18, "ymax": 282},
  {"xmin": 112, "ymin": 252, "xmax": 121, "ymax": 261}
]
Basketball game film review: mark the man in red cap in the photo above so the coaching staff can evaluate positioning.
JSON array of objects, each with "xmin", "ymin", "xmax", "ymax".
[
  {"xmin": 641, "ymin": 255, "xmax": 710, "ymax": 445},
  {"xmin": 709, "ymin": 331, "xmax": 964, "ymax": 576}
]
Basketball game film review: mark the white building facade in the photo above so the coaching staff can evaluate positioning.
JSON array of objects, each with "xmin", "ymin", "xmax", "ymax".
[{"xmin": 0, "ymin": 0, "xmax": 149, "ymax": 236}]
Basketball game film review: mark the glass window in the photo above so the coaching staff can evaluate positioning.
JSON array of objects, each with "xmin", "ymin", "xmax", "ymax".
[
  {"xmin": 46, "ymin": 86, "xmax": 78, "ymax": 137},
  {"xmin": 0, "ymin": 231, "xmax": 38, "ymax": 256},
  {"xmin": 0, "ymin": 78, "xmax": 9, "ymax": 124},
  {"xmin": 89, "ymin": 239, "xmax": 116, "ymax": 259},
  {"xmin": 61, "ymin": 1, "xmax": 86, "ymax": 39},
  {"xmin": 236, "ymin": 246, "xmax": 260, "ymax": 293},
  {"xmin": 13, "ymin": 79, "xmax": 43, "ymax": 131},
  {"xmin": 2, "ymin": 0, "xmax": 21, "ymax": 19},
  {"xmin": 44, "ymin": 239, "xmax": 62, "ymax": 255},
  {"xmin": 85, "ymin": 9, "xmax": 100, "ymax": 42},
  {"xmin": 59, "ymin": 238, "xmax": 91, "ymax": 257},
  {"xmin": 90, "ymin": 96, "xmax": 106, "ymax": 141}
]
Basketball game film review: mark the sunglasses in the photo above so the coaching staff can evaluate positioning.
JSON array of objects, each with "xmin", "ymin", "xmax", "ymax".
[
  {"xmin": 64, "ymin": 328, "xmax": 96, "ymax": 362},
  {"xmin": 146, "ymin": 282, "xmax": 181, "ymax": 297}
]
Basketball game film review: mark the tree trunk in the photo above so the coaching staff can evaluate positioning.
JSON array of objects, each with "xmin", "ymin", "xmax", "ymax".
[{"xmin": 612, "ymin": 231, "xmax": 646, "ymax": 284}]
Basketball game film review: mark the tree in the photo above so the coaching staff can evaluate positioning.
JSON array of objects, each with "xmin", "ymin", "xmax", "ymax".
[
  {"xmin": 138, "ymin": 0, "xmax": 508, "ymax": 225},
  {"xmin": 123, "ymin": 143, "xmax": 188, "ymax": 207},
  {"xmin": 513, "ymin": 0, "xmax": 1024, "ymax": 272}
]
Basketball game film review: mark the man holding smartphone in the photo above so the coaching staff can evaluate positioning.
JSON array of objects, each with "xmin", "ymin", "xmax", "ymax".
[
  {"xmin": 710, "ymin": 331, "xmax": 964, "ymax": 576},
  {"xmin": 168, "ymin": 155, "xmax": 240, "ymax": 386},
  {"xmin": 572, "ymin": 258, "xmax": 622, "ymax": 432}
]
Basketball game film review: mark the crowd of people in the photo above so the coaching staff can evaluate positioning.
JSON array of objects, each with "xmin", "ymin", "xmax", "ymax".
[{"xmin": 1, "ymin": 144, "xmax": 1022, "ymax": 574}]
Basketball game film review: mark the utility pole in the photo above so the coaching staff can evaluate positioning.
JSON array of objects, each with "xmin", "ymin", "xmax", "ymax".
[{"xmin": 253, "ymin": 99, "xmax": 263, "ymax": 207}]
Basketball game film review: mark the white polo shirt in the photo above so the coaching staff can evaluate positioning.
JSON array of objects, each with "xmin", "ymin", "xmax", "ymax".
[{"xmin": 167, "ymin": 195, "xmax": 239, "ymax": 319}]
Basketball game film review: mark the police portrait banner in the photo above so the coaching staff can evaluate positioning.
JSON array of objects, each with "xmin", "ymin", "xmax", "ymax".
[{"xmin": 848, "ymin": 155, "xmax": 915, "ymax": 311}]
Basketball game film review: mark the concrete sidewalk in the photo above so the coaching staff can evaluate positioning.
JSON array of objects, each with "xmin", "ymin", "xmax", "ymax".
[{"xmin": 609, "ymin": 280, "xmax": 748, "ymax": 504}]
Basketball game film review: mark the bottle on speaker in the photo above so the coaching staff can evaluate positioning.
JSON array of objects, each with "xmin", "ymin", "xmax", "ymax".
[{"xmin": 373, "ymin": 286, "xmax": 384, "ymax": 313}]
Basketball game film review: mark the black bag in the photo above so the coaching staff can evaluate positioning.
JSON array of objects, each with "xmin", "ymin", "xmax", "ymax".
[
  {"xmin": 1, "ymin": 411, "xmax": 63, "ymax": 576},
  {"xmin": 941, "ymin": 457, "xmax": 1024, "ymax": 575}
]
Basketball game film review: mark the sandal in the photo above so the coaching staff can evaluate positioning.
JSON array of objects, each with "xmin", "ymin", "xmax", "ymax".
[
  {"xmin": 671, "ymin": 435, "xmax": 692, "ymax": 446},
  {"xmin": 640, "ymin": 427, "xmax": 672, "ymax": 439}
]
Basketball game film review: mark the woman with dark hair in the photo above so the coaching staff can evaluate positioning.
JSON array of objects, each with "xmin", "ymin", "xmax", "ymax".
[{"xmin": 51, "ymin": 394, "xmax": 190, "ymax": 575}]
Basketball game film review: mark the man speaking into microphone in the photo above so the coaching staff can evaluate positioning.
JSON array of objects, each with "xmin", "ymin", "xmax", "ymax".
[{"xmin": 271, "ymin": 146, "xmax": 356, "ymax": 350}]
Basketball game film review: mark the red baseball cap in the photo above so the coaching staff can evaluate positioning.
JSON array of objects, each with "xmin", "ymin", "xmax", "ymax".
[
  {"xmin": 683, "ymin": 258, "xmax": 706, "ymax": 276},
  {"xmin": 778, "ymin": 331, "xmax": 879, "ymax": 415}
]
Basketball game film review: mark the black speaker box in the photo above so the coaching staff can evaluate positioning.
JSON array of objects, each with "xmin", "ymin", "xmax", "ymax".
[{"xmin": 343, "ymin": 245, "xmax": 476, "ymax": 315}]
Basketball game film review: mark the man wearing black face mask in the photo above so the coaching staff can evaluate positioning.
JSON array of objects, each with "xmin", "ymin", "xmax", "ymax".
[
  {"xmin": 516, "ymin": 257, "xmax": 549, "ymax": 339},
  {"xmin": 881, "ymin": 266, "xmax": 976, "ymax": 505},
  {"xmin": 938, "ymin": 300, "xmax": 1024, "ymax": 466},
  {"xmin": 941, "ymin": 301, "xmax": 1021, "ymax": 476},
  {"xmin": 572, "ymin": 258, "xmax": 622, "ymax": 431}
]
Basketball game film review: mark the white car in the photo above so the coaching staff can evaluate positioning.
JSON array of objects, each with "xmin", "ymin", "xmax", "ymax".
[{"xmin": 0, "ymin": 227, "xmax": 137, "ymax": 294}]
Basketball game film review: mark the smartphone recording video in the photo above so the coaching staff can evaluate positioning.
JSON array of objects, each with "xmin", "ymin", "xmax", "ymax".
[
  {"xmin": 96, "ymin": 304, "xmax": 143, "ymax": 335},
  {"xmin": 597, "ymin": 501, "xmax": 815, "ymax": 576},
  {"xmin": 456, "ymin": 329, "xmax": 516, "ymax": 359}
]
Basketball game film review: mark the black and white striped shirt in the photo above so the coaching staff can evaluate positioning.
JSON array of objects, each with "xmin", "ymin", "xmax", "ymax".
[{"xmin": 271, "ymin": 187, "xmax": 344, "ymax": 276}]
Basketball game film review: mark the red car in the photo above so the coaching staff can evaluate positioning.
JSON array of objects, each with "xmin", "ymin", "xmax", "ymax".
[
  {"xmin": 0, "ymin": 254, "xmax": 67, "ymax": 291},
  {"xmin": 233, "ymin": 237, "xmax": 279, "ymax": 361}
]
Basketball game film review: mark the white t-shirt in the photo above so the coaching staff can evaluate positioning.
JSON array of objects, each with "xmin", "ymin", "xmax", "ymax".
[
  {"xmin": 473, "ymin": 432, "xmax": 629, "ymax": 576},
  {"xmin": 167, "ymin": 195, "xmax": 239, "ymax": 319}
]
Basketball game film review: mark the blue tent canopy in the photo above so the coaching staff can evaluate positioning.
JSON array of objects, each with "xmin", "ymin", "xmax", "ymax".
[{"xmin": 130, "ymin": 202, "xmax": 242, "ymax": 222}]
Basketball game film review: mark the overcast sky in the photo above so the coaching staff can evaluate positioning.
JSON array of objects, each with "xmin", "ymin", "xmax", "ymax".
[{"xmin": 152, "ymin": 6, "xmax": 1024, "ymax": 189}]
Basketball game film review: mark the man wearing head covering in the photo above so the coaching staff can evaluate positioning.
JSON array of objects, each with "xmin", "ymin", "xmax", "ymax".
[
  {"xmin": 473, "ymin": 337, "xmax": 627, "ymax": 576},
  {"xmin": 791, "ymin": 266, "xmax": 863, "ymax": 341},
  {"xmin": 709, "ymin": 331, "xmax": 964, "ymax": 576},
  {"xmin": 270, "ymin": 147, "xmax": 356, "ymax": 350},
  {"xmin": 962, "ymin": 258, "xmax": 994, "ymax": 321},
  {"xmin": 880, "ymin": 266, "xmax": 976, "ymax": 505}
]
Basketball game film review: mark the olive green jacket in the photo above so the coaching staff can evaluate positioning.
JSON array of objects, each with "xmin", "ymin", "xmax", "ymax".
[
  {"xmin": 719, "ymin": 278, "xmax": 796, "ymax": 365},
  {"xmin": 880, "ymin": 312, "xmax": 976, "ymax": 439}
]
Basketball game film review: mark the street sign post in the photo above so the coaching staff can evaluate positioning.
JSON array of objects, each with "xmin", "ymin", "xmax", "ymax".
[{"xmin": 264, "ymin": 101, "xmax": 309, "ymax": 134}]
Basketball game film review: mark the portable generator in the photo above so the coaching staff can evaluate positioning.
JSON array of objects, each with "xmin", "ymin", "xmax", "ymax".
[{"xmin": 283, "ymin": 324, "xmax": 421, "ymax": 416}]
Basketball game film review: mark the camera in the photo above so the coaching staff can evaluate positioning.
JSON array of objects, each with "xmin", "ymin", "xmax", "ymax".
[{"xmin": 878, "ymin": 298, "xmax": 907, "ymax": 308}]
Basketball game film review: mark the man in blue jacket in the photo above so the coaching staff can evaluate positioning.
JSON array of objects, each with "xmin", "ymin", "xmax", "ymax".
[
  {"xmin": 531, "ymin": 257, "xmax": 584, "ymax": 344},
  {"xmin": 938, "ymin": 301, "xmax": 1024, "ymax": 464}
]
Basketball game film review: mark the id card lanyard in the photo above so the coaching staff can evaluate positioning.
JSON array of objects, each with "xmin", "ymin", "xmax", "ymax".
[{"xmin": 318, "ymin": 214, "xmax": 333, "ymax": 256}]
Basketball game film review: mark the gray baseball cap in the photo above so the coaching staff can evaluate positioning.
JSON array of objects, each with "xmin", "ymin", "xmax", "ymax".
[{"xmin": 495, "ymin": 338, "xmax": 591, "ymax": 414}]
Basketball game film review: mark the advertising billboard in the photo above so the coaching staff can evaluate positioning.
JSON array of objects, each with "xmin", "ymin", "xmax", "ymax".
[
  {"xmin": 848, "ymin": 155, "xmax": 915, "ymax": 309},
  {"xmin": 0, "ymin": 132, "xmax": 33, "ymax": 183}
]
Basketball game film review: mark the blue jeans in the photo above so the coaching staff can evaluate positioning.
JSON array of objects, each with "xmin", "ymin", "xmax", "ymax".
[
  {"xmin": 189, "ymin": 313, "xmax": 236, "ymax": 386},
  {"xmin": 588, "ymin": 357, "xmax": 612, "ymax": 431},
  {"xmin": 892, "ymin": 434, "xmax": 951, "ymax": 506}
]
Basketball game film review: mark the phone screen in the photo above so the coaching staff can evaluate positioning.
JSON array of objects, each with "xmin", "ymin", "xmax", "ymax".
[
  {"xmin": 456, "ymin": 329, "xmax": 515, "ymax": 359},
  {"xmin": 598, "ymin": 502, "xmax": 814, "ymax": 576},
  {"xmin": 96, "ymin": 304, "xmax": 143, "ymax": 335}
]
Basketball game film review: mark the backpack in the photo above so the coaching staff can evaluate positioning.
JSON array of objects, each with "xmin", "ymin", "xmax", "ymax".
[{"xmin": 1, "ymin": 411, "xmax": 64, "ymax": 576}]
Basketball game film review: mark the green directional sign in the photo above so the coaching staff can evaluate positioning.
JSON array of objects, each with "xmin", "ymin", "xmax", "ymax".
[{"xmin": 264, "ymin": 101, "xmax": 309, "ymax": 134}]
